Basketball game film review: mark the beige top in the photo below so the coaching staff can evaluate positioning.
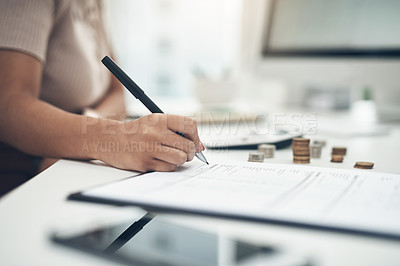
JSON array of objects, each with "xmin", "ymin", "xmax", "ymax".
[{"xmin": 0, "ymin": 0, "xmax": 111, "ymax": 112}]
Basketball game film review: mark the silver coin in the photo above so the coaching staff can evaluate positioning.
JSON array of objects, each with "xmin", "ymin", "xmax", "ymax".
[
  {"xmin": 313, "ymin": 140, "xmax": 326, "ymax": 147},
  {"xmin": 248, "ymin": 152, "xmax": 265, "ymax": 162},
  {"xmin": 310, "ymin": 144, "xmax": 322, "ymax": 158},
  {"xmin": 257, "ymin": 144, "xmax": 276, "ymax": 158}
]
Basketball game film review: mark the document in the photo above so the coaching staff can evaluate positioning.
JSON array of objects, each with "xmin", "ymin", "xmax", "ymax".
[{"xmin": 76, "ymin": 161, "xmax": 400, "ymax": 239}]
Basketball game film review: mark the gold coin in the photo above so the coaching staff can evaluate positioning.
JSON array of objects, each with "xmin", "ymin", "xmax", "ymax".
[
  {"xmin": 293, "ymin": 159, "xmax": 310, "ymax": 164},
  {"xmin": 292, "ymin": 144, "xmax": 310, "ymax": 148},
  {"xmin": 332, "ymin": 147, "xmax": 347, "ymax": 155},
  {"xmin": 292, "ymin": 146, "xmax": 310, "ymax": 150},
  {"xmin": 331, "ymin": 154, "xmax": 344, "ymax": 163},
  {"xmin": 292, "ymin": 138, "xmax": 310, "ymax": 143},
  {"xmin": 293, "ymin": 155, "xmax": 310, "ymax": 160},
  {"xmin": 292, "ymin": 142, "xmax": 310, "ymax": 145},
  {"xmin": 354, "ymin": 161, "xmax": 374, "ymax": 169},
  {"xmin": 293, "ymin": 152, "xmax": 311, "ymax": 156}
]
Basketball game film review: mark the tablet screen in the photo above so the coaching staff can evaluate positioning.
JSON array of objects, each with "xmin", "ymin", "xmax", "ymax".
[{"xmin": 52, "ymin": 213, "xmax": 308, "ymax": 266}]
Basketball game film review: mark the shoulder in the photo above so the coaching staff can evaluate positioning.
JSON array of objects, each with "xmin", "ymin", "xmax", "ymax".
[
  {"xmin": 0, "ymin": 0, "xmax": 58, "ymax": 62},
  {"xmin": 0, "ymin": 0, "xmax": 55, "ymax": 17}
]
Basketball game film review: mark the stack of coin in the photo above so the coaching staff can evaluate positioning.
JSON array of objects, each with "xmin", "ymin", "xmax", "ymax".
[
  {"xmin": 332, "ymin": 147, "xmax": 347, "ymax": 156},
  {"xmin": 331, "ymin": 146, "xmax": 347, "ymax": 163},
  {"xmin": 292, "ymin": 138, "xmax": 310, "ymax": 164},
  {"xmin": 258, "ymin": 144, "xmax": 276, "ymax": 158},
  {"xmin": 331, "ymin": 155, "xmax": 344, "ymax": 163},
  {"xmin": 354, "ymin": 161, "xmax": 374, "ymax": 169},
  {"xmin": 310, "ymin": 144, "xmax": 322, "ymax": 158},
  {"xmin": 248, "ymin": 152, "xmax": 265, "ymax": 163},
  {"xmin": 313, "ymin": 140, "xmax": 326, "ymax": 147}
]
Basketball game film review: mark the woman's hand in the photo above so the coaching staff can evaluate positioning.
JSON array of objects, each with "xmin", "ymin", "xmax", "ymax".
[
  {"xmin": 91, "ymin": 113, "xmax": 204, "ymax": 172},
  {"xmin": 0, "ymin": 51, "xmax": 203, "ymax": 173}
]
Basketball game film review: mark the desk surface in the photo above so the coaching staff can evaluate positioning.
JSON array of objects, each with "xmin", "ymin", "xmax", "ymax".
[{"xmin": 1, "ymin": 122, "xmax": 400, "ymax": 266}]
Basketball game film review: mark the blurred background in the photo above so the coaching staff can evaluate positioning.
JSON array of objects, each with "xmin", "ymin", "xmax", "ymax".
[{"xmin": 103, "ymin": 0, "xmax": 400, "ymax": 125}]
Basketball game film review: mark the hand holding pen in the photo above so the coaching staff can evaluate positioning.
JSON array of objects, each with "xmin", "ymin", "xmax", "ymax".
[{"xmin": 100, "ymin": 56, "xmax": 208, "ymax": 171}]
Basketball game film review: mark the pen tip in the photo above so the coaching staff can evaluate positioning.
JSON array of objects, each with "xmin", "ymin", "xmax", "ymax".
[{"xmin": 206, "ymin": 161, "xmax": 209, "ymax": 165}]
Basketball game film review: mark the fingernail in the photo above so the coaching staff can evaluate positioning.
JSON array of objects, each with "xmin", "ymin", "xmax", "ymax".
[{"xmin": 201, "ymin": 142, "xmax": 205, "ymax": 151}]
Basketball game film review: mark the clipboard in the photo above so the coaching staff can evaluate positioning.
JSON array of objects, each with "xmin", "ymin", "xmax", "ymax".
[{"xmin": 68, "ymin": 161, "xmax": 400, "ymax": 241}]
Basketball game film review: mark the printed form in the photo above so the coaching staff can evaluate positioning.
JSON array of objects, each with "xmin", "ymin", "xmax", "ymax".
[{"xmin": 82, "ymin": 161, "xmax": 400, "ymax": 237}]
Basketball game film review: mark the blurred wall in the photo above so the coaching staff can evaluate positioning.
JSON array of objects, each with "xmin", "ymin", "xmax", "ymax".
[{"xmin": 103, "ymin": 0, "xmax": 242, "ymax": 100}]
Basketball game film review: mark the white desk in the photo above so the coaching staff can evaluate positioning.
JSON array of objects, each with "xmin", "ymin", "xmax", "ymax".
[{"xmin": 1, "ymin": 123, "xmax": 400, "ymax": 266}]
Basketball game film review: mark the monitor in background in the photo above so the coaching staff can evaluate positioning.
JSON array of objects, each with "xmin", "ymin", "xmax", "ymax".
[
  {"xmin": 240, "ymin": 0, "xmax": 400, "ymax": 120},
  {"xmin": 263, "ymin": 0, "xmax": 400, "ymax": 58}
]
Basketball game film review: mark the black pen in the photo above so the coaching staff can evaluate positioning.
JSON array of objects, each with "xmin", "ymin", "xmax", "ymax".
[{"xmin": 101, "ymin": 56, "xmax": 208, "ymax": 165}]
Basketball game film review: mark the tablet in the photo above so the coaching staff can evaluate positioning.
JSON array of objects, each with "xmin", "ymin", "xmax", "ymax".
[{"xmin": 52, "ymin": 213, "xmax": 309, "ymax": 266}]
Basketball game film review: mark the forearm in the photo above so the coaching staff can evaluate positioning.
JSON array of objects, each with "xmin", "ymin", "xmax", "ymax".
[
  {"xmin": 0, "ymin": 93, "xmax": 203, "ymax": 172},
  {"xmin": 0, "ymin": 94, "xmax": 121, "ymax": 160}
]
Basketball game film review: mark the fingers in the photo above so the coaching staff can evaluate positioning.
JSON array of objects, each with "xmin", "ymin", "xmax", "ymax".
[
  {"xmin": 164, "ymin": 114, "xmax": 203, "ymax": 152},
  {"xmin": 154, "ymin": 145, "xmax": 188, "ymax": 165},
  {"xmin": 110, "ymin": 114, "xmax": 205, "ymax": 173},
  {"xmin": 144, "ymin": 146, "xmax": 186, "ymax": 172},
  {"xmin": 160, "ymin": 130, "xmax": 196, "ymax": 161},
  {"xmin": 148, "ymin": 158, "xmax": 177, "ymax": 172},
  {"xmin": 126, "ymin": 146, "xmax": 184, "ymax": 173}
]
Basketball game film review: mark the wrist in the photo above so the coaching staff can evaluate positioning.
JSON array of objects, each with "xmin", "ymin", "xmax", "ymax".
[{"xmin": 81, "ymin": 117, "xmax": 124, "ymax": 161}]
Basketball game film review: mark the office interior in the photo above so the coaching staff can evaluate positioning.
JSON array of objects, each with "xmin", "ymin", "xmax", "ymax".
[
  {"xmin": 106, "ymin": 0, "xmax": 400, "ymax": 123},
  {"xmin": 2, "ymin": 0, "xmax": 400, "ymax": 265}
]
